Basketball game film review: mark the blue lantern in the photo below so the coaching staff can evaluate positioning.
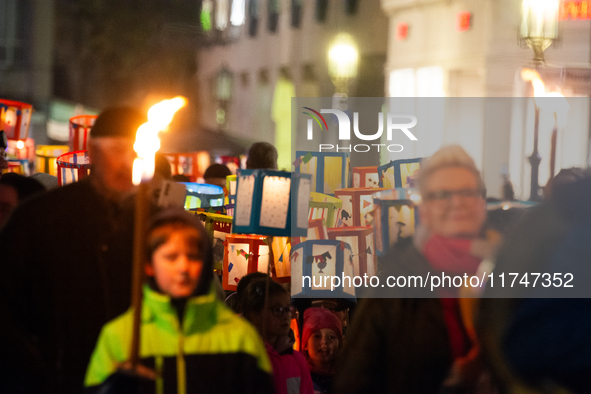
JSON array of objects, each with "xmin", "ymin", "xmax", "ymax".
[{"xmin": 182, "ymin": 182, "xmax": 225, "ymax": 210}]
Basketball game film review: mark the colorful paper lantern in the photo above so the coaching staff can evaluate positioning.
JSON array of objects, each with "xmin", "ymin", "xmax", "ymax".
[
  {"xmin": 35, "ymin": 145, "xmax": 69, "ymax": 176},
  {"xmin": 378, "ymin": 158, "xmax": 423, "ymax": 189},
  {"xmin": 291, "ymin": 240, "xmax": 355, "ymax": 299},
  {"xmin": 225, "ymin": 203, "xmax": 235, "ymax": 217},
  {"xmin": 334, "ymin": 187, "xmax": 385, "ymax": 227},
  {"xmin": 373, "ymin": 190, "xmax": 418, "ymax": 257},
  {"xmin": 6, "ymin": 138, "xmax": 35, "ymax": 162},
  {"xmin": 352, "ymin": 166, "xmax": 379, "ymax": 188},
  {"xmin": 0, "ymin": 99, "xmax": 33, "ymax": 141},
  {"xmin": 182, "ymin": 182, "xmax": 225, "ymax": 210},
  {"xmin": 222, "ymin": 234, "xmax": 269, "ymax": 291},
  {"xmin": 56, "ymin": 150, "xmax": 91, "ymax": 186},
  {"xmin": 2, "ymin": 160, "xmax": 28, "ymax": 175},
  {"xmin": 232, "ymin": 169, "xmax": 311, "ymax": 237},
  {"xmin": 327, "ymin": 226, "xmax": 376, "ymax": 277},
  {"xmin": 294, "ymin": 151, "xmax": 350, "ymax": 196},
  {"xmin": 194, "ymin": 211, "xmax": 233, "ymax": 270},
  {"xmin": 69, "ymin": 115, "xmax": 97, "ymax": 151},
  {"xmin": 271, "ymin": 236, "xmax": 292, "ymax": 282},
  {"xmin": 307, "ymin": 218, "xmax": 328, "ymax": 240},
  {"xmin": 226, "ymin": 174, "xmax": 237, "ymax": 204},
  {"xmin": 309, "ymin": 192, "xmax": 342, "ymax": 228},
  {"xmin": 164, "ymin": 151, "xmax": 211, "ymax": 182}
]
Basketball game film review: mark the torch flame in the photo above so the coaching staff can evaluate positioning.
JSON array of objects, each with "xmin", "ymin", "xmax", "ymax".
[
  {"xmin": 521, "ymin": 68, "xmax": 569, "ymax": 126},
  {"xmin": 132, "ymin": 96, "xmax": 187, "ymax": 185}
]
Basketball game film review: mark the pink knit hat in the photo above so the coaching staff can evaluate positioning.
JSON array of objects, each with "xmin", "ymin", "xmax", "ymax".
[{"xmin": 302, "ymin": 307, "xmax": 343, "ymax": 351}]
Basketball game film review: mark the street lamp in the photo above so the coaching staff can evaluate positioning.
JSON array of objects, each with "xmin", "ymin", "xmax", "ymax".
[
  {"xmin": 327, "ymin": 33, "xmax": 359, "ymax": 97},
  {"xmin": 520, "ymin": 0, "xmax": 559, "ymax": 64}
]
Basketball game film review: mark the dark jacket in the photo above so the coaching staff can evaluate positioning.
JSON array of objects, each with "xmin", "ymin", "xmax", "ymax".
[
  {"xmin": 333, "ymin": 240, "xmax": 454, "ymax": 394},
  {"xmin": 0, "ymin": 178, "xmax": 135, "ymax": 393}
]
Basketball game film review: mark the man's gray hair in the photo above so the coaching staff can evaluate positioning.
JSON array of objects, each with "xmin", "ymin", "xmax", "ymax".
[{"xmin": 416, "ymin": 145, "xmax": 486, "ymax": 197}]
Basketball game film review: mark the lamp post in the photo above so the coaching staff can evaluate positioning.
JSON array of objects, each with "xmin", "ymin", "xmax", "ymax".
[
  {"xmin": 520, "ymin": 0, "xmax": 559, "ymax": 200},
  {"xmin": 215, "ymin": 66, "xmax": 233, "ymax": 129},
  {"xmin": 327, "ymin": 33, "xmax": 358, "ymax": 109}
]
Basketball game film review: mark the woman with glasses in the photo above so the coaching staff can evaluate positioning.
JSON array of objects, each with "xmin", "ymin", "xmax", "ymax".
[{"xmin": 243, "ymin": 277, "xmax": 314, "ymax": 394}]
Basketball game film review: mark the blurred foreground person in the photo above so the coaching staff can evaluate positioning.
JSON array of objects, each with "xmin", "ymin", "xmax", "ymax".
[
  {"xmin": 85, "ymin": 208, "xmax": 274, "ymax": 393},
  {"xmin": 478, "ymin": 174, "xmax": 591, "ymax": 394},
  {"xmin": 243, "ymin": 277, "xmax": 314, "ymax": 394},
  {"xmin": 0, "ymin": 107, "xmax": 146, "ymax": 393},
  {"xmin": 334, "ymin": 145, "xmax": 499, "ymax": 393},
  {"xmin": 246, "ymin": 142, "xmax": 278, "ymax": 170},
  {"xmin": 0, "ymin": 172, "xmax": 45, "ymax": 228},
  {"xmin": 302, "ymin": 307, "xmax": 342, "ymax": 394}
]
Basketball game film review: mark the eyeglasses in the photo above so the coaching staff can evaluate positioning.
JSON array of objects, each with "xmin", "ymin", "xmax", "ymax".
[
  {"xmin": 269, "ymin": 305, "xmax": 296, "ymax": 318},
  {"xmin": 424, "ymin": 188, "xmax": 483, "ymax": 202}
]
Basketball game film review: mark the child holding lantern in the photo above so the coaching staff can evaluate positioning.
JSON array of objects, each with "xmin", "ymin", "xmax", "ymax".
[{"xmin": 84, "ymin": 208, "xmax": 274, "ymax": 393}]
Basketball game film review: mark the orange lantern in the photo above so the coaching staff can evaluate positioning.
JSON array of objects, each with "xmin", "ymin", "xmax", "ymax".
[
  {"xmin": 69, "ymin": 115, "xmax": 97, "ymax": 151},
  {"xmin": 352, "ymin": 166, "xmax": 379, "ymax": 188},
  {"xmin": 56, "ymin": 150, "xmax": 91, "ymax": 186},
  {"xmin": 0, "ymin": 99, "xmax": 33, "ymax": 141}
]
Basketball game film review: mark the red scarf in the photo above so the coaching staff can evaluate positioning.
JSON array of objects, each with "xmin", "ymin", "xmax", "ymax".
[{"xmin": 422, "ymin": 234, "xmax": 481, "ymax": 275}]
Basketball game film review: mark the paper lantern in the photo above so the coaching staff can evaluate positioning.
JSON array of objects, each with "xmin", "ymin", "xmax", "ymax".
[
  {"xmin": 352, "ymin": 166, "xmax": 379, "ymax": 188},
  {"xmin": 225, "ymin": 203, "xmax": 235, "ymax": 217},
  {"xmin": 2, "ymin": 160, "xmax": 28, "ymax": 175},
  {"xmin": 307, "ymin": 218, "xmax": 328, "ymax": 240},
  {"xmin": 373, "ymin": 190, "xmax": 418, "ymax": 257},
  {"xmin": 232, "ymin": 169, "xmax": 311, "ymax": 237},
  {"xmin": 222, "ymin": 234, "xmax": 268, "ymax": 291},
  {"xmin": 378, "ymin": 158, "xmax": 423, "ymax": 189},
  {"xmin": 309, "ymin": 192, "xmax": 342, "ymax": 228},
  {"xmin": 194, "ymin": 211, "xmax": 233, "ymax": 270},
  {"xmin": 164, "ymin": 151, "xmax": 211, "ymax": 182},
  {"xmin": 0, "ymin": 99, "xmax": 33, "ymax": 141},
  {"xmin": 226, "ymin": 174, "xmax": 237, "ymax": 204},
  {"xmin": 220, "ymin": 156, "xmax": 240, "ymax": 173},
  {"xmin": 69, "ymin": 115, "xmax": 97, "ymax": 151},
  {"xmin": 56, "ymin": 150, "xmax": 90, "ymax": 186},
  {"xmin": 334, "ymin": 187, "xmax": 385, "ymax": 227},
  {"xmin": 294, "ymin": 151, "xmax": 350, "ymax": 196},
  {"xmin": 291, "ymin": 240, "xmax": 355, "ymax": 299},
  {"xmin": 35, "ymin": 145, "xmax": 69, "ymax": 176},
  {"xmin": 6, "ymin": 138, "xmax": 35, "ymax": 162},
  {"xmin": 328, "ymin": 226, "xmax": 376, "ymax": 277},
  {"xmin": 271, "ymin": 236, "xmax": 292, "ymax": 282},
  {"xmin": 182, "ymin": 183, "xmax": 225, "ymax": 210}
]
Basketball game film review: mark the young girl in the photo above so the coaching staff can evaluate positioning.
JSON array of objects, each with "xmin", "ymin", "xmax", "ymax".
[
  {"xmin": 84, "ymin": 208, "xmax": 274, "ymax": 393},
  {"xmin": 243, "ymin": 277, "xmax": 314, "ymax": 394},
  {"xmin": 302, "ymin": 307, "xmax": 343, "ymax": 394}
]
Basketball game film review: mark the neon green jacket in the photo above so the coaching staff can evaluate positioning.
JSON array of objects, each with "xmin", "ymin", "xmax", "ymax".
[{"xmin": 85, "ymin": 285, "xmax": 274, "ymax": 394}]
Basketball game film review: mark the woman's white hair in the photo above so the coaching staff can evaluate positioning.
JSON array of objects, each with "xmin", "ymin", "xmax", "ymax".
[{"xmin": 416, "ymin": 145, "xmax": 486, "ymax": 196}]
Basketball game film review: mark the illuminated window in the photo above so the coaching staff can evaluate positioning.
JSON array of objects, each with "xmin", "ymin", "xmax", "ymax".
[
  {"xmin": 231, "ymin": 0, "xmax": 246, "ymax": 26},
  {"xmin": 389, "ymin": 67, "xmax": 445, "ymax": 97},
  {"xmin": 201, "ymin": 0, "xmax": 213, "ymax": 31},
  {"xmin": 216, "ymin": 0, "xmax": 229, "ymax": 30}
]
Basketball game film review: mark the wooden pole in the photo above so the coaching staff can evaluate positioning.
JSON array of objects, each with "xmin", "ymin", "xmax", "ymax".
[{"xmin": 130, "ymin": 182, "xmax": 149, "ymax": 367}]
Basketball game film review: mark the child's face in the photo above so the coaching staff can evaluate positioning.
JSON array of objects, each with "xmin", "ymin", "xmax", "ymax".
[
  {"xmin": 306, "ymin": 328, "xmax": 339, "ymax": 366},
  {"xmin": 146, "ymin": 226, "xmax": 203, "ymax": 298},
  {"xmin": 263, "ymin": 292, "xmax": 293, "ymax": 338}
]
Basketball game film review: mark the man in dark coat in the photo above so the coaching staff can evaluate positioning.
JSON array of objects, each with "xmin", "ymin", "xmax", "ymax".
[{"xmin": 0, "ymin": 107, "xmax": 146, "ymax": 393}]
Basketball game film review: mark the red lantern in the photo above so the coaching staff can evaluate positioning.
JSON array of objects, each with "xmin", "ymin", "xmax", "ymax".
[{"xmin": 0, "ymin": 99, "xmax": 33, "ymax": 141}]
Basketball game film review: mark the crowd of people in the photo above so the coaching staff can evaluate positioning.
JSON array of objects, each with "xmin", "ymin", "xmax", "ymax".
[{"xmin": 1, "ymin": 105, "xmax": 591, "ymax": 393}]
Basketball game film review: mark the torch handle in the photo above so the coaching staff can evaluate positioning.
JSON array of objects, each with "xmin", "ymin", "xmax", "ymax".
[{"xmin": 130, "ymin": 182, "xmax": 149, "ymax": 367}]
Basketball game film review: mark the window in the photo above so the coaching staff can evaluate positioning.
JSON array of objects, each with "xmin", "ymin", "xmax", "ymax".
[
  {"xmin": 292, "ymin": 0, "xmax": 303, "ymax": 28},
  {"xmin": 344, "ymin": 0, "xmax": 358, "ymax": 15},
  {"xmin": 268, "ymin": 0, "xmax": 280, "ymax": 32},
  {"xmin": 231, "ymin": 0, "xmax": 246, "ymax": 26},
  {"xmin": 316, "ymin": 0, "xmax": 328, "ymax": 22},
  {"xmin": 249, "ymin": 0, "xmax": 259, "ymax": 36},
  {"xmin": 0, "ymin": 0, "xmax": 27, "ymax": 69}
]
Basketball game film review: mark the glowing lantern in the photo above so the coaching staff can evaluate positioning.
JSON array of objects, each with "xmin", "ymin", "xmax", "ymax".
[
  {"xmin": 69, "ymin": 115, "xmax": 97, "ymax": 151},
  {"xmin": 327, "ymin": 226, "xmax": 376, "ymax": 277},
  {"xmin": 0, "ymin": 99, "xmax": 33, "ymax": 141},
  {"xmin": 226, "ymin": 174, "xmax": 237, "ymax": 204},
  {"xmin": 294, "ymin": 151, "xmax": 350, "ymax": 196},
  {"xmin": 182, "ymin": 182, "xmax": 225, "ymax": 210},
  {"xmin": 164, "ymin": 151, "xmax": 211, "ymax": 182},
  {"xmin": 307, "ymin": 218, "xmax": 328, "ymax": 240},
  {"xmin": 35, "ymin": 145, "xmax": 70, "ymax": 176},
  {"xmin": 334, "ymin": 187, "xmax": 385, "ymax": 227},
  {"xmin": 309, "ymin": 192, "xmax": 342, "ymax": 228},
  {"xmin": 232, "ymin": 169, "xmax": 311, "ymax": 237},
  {"xmin": 352, "ymin": 166, "xmax": 379, "ymax": 188},
  {"xmin": 221, "ymin": 234, "xmax": 270, "ymax": 291},
  {"xmin": 195, "ymin": 211, "xmax": 233, "ymax": 270},
  {"xmin": 7, "ymin": 138, "xmax": 34, "ymax": 161},
  {"xmin": 56, "ymin": 150, "xmax": 91, "ymax": 186},
  {"xmin": 378, "ymin": 158, "xmax": 423, "ymax": 189},
  {"xmin": 3, "ymin": 160, "xmax": 28, "ymax": 175},
  {"xmin": 373, "ymin": 190, "xmax": 418, "ymax": 257},
  {"xmin": 291, "ymin": 239, "xmax": 355, "ymax": 299}
]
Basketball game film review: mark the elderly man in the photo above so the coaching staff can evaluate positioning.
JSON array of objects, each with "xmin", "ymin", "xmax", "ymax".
[
  {"xmin": 0, "ymin": 107, "xmax": 146, "ymax": 393},
  {"xmin": 333, "ymin": 145, "xmax": 498, "ymax": 394}
]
